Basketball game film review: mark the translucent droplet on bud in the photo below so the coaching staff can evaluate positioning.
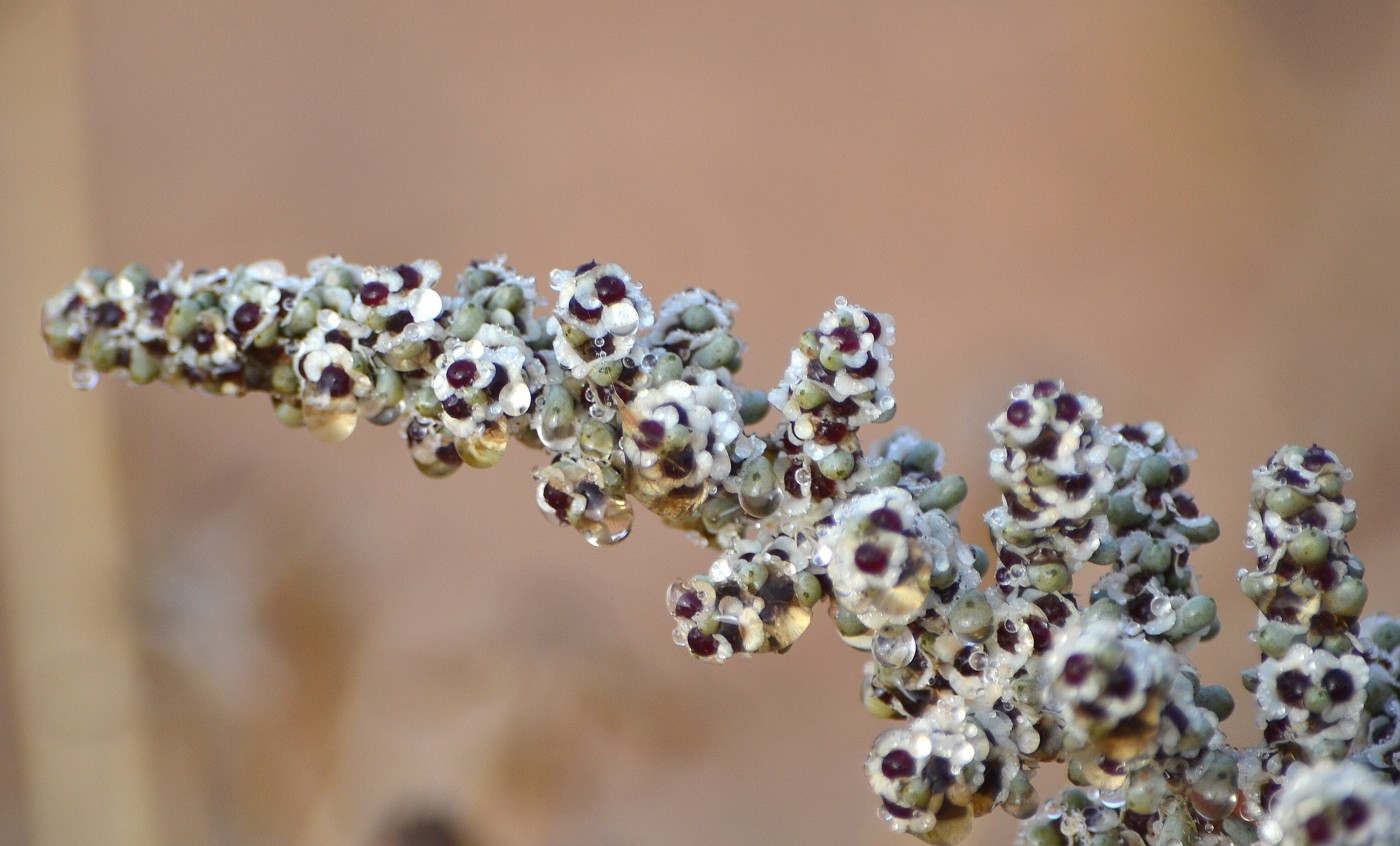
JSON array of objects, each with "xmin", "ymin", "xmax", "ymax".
[
  {"xmin": 70, "ymin": 360, "xmax": 99, "ymax": 390},
  {"xmin": 579, "ymin": 491, "xmax": 633, "ymax": 547},
  {"xmin": 872, "ymin": 625, "xmax": 916, "ymax": 668},
  {"xmin": 302, "ymin": 392, "xmax": 359, "ymax": 443},
  {"xmin": 601, "ymin": 301, "xmax": 640, "ymax": 335},
  {"xmin": 739, "ymin": 454, "xmax": 780, "ymax": 518},
  {"xmin": 498, "ymin": 382, "xmax": 531, "ymax": 417}
]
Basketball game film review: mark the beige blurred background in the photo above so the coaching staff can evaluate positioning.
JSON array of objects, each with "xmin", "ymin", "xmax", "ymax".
[{"xmin": 4, "ymin": 2, "xmax": 1400, "ymax": 845}]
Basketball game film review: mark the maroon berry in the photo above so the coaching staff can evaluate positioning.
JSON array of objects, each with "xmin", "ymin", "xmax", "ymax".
[
  {"xmin": 1321, "ymin": 667, "xmax": 1355, "ymax": 702},
  {"xmin": 1339, "ymin": 796, "xmax": 1369, "ymax": 830},
  {"xmin": 1006, "ymin": 400, "xmax": 1033, "ymax": 427},
  {"xmin": 854, "ymin": 542, "xmax": 888, "ymax": 575},
  {"xmin": 783, "ymin": 464, "xmax": 805, "ymax": 496},
  {"xmin": 1026, "ymin": 617, "xmax": 1051, "ymax": 653},
  {"xmin": 829, "ymin": 398, "xmax": 860, "ymax": 417},
  {"xmin": 1173, "ymin": 494, "xmax": 1200, "ymax": 519},
  {"xmin": 441, "ymin": 395, "xmax": 471, "ymax": 419},
  {"xmin": 880, "ymin": 749, "xmax": 917, "ymax": 779},
  {"xmin": 1303, "ymin": 446, "xmax": 1333, "ymax": 472},
  {"xmin": 231, "ymin": 302, "xmax": 261, "ymax": 334},
  {"xmin": 814, "ymin": 419, "xmax": 849, "ymax": 445},
  {"xmin": 1304, "ymin": 813, "xmax": 1332, "ymax": 844},
  {"xmin": 575, "ymin": 260, "xmax": 598, "ymax": 275},
  {"xmin": 1105, "ymin": 666, "xmax": 1136, "ymax": 698},
  {"xmin": 594, "ymin": 274, "xmax": 626, "ymax": 304},
  {"xmin": 828, "ymin": 326, "xmax": 860, "ymax": 353},
  {"xmin": 1063, "ymin": 473, "xmax": 1092, "ymax": 498},
  {"xmin": 848, "ymin": 353, "xmax": 880, "ymax": 378},
  {"xmin": 146, "ymin": 292, "xmax": 175, "ymax": 326},
  {"xmin": 568, "ymin": 296, "xmax": 602, "ymax": 322},
  {"xmin": 1032, "ymin": 380, "xmax": 1058, "ymax": 398},
  {"xmin": 92, "ymin": 302, "xmax": 125, "ymax": 328},
  {"xmin": 660, "ymin": 445, "xmax": 696, "ymax": 480},
  {"xmin": 1062, "ymin": 654, "xmax": 1094, "ymax": 685},
  {"xmin": 542, "ymin": 485, "xmax": 572, "ymax": 520},
  {"xmin": 863, "ymin": 311, "xmax": 882, "ymax": 340},
  {"xmin": 869, "ymin": 507, "xmax": 903, "ymax": 533},
  {"xmin": 361, "ymin": 281, "xmax": 389, "ymax": 305},
  {"xmin": 1054, "ymin": 393, "xmax": 1080, "ymax": 422},
  {"xmin": 881, "ymin": 799, "xmax": 915, "ymax": 820},
  {"xmin": 386, "ymin": 310, "xmax": 413, "ymax": 333},
  {"xmin": 446, "ymin": 359, "xmax": 479, "ymax": 388},
  {"xmin": 635, "ymin": 419, "xmax": 665, "ymax": 450},
  {"xmin": 434, "ymin": 444, "xmax": 463, "ymax": 467},
  {"xmin": 395, "ymin": 264, "xmax": 421, "ymax": 289},
  {"xmin": 1275, "ymin": 669, "xmax": 1309, "ymax": 706},
  {"xmin": 997, "ymin": 622, "xmax": 1020, "ymax": 653},
  {"xmin": 317, "ymin": 365, "xmax": 352, "ymax": 398},
  {"xmin": 674, "ymin": 590, "xmax": 703, "ymax": 619},
  {"xmin": 190, "ymin": 326, "xmax": 216, "ymax": 353},
  {"xmin": 686, "ymin": 628, "xmax": 719, "ymax": 657}
]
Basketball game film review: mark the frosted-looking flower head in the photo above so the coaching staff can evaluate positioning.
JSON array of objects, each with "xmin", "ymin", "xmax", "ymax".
[
  {"xmin": 1257, "ymin": 760, "xmax": 1400, "ymax": 846},
  {"xmin": 823, "ymin": 488, "xmax": 941, "ymax": 628},
  {"xmin": 1255, "ymin": 642, "xmax": 1368, "ymax": 751},
  {"xmin": 1047, "ymin": 621, "xmax": 1178, "ymax": 764},
  {"xmin": 548, "ymin": 261, "xmax": 654, "ymax": 378},
  {"xmin": 428, "ymin": 328, "xmax": 543, "ymax": 440},
  {"xmin": 770, "ymin": 299, "xmax": 895, "ymax": 461},
  {"xmin": 620, "ymin": 372, "xmax": 742, "ymax": 506}
]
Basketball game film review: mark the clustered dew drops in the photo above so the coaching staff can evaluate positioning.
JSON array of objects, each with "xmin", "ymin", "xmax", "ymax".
[{"xmin": 43, "ymin": 256, "xmax": 1400, "ymax": 845}]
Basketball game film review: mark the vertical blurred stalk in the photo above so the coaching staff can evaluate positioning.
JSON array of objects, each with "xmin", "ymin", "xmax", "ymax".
[{"xmin": 0, "ymin": 1, "xmax": 159, "ymax": 845}]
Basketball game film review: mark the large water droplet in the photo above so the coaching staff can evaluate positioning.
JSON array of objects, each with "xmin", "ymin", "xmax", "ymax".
[
  {"xmin": 578, "ymin": 486, "xmax": 633, "ymax": 547},
  {"xmin": 872, "ymin": 626, "xmax": 916, "ymax": 668},
  {"xmin": 601, "ymin": 301, "xmax": 640, "ymax": 335}
]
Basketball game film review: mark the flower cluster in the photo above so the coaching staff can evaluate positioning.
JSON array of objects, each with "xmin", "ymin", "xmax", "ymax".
[{"xmin": 41, "ymin": 257, "xmax": 1400, "ymax": 846}]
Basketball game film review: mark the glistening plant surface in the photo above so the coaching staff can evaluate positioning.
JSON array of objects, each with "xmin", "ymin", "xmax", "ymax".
[{"xmin": 42, "ymin": 257, "xmax": 1400, "ymax": 846}]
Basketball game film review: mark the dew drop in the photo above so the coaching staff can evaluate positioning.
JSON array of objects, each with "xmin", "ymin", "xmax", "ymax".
[
  {"xmin": 579, "ymin": 494, "xmax": 633, "ymax": 547},
  {"xmin": 70, "ymin": 360, "xmax": 99, "ymax": 390},
  {"xmin": 601, "ymin": 301, "xmax": 640, "ymax": 335},
  {"xmin": 872, "ymin": 626, "xmax": 917, "ymax": 668},
  {"xmin": 303, "ymin": 406, "xmax": 358, "ymax": 443},
  {"xmin": 408, "ymin": 288, "xmax": 443, "ymax": 322},
  {"xmin": 498, "ymin": 382, "xmax": 532, "ymax": 416}
]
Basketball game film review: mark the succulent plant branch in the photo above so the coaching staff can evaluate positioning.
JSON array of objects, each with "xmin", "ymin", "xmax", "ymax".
[{"xmin": 42, "ymin": 257, "xmax": 1400, "ymax": 846}]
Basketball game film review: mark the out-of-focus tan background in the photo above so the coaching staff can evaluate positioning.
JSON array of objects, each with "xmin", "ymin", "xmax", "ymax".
[{"xmin": 3, "ymin": 2, "xmax": 1400, "ymax": 845}]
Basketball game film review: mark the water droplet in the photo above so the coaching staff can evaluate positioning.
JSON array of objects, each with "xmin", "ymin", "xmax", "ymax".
[
  {"xmin": 834, "ymin": 296, "xmax": 848, "ymax": 308},
  {"xmin": 498, "ymin": 382, "xmax": 531, "ymax": 416},
  {"xmin": 408, "ymin": 288, "xmax": 443, "ymax": 322},
  {"xmin": 1100, "ymin": 788, "xmax": 1126, "ymax": 809},
  {"xmin": 579, "ymin": 494, "xmax": 633, "ymax": 547},
  {"xmin": 303, "ymin": 405, "xmax": 358, "ymax": 443},
  {"xmin": 367, "ymin": 403, "xmax": 402, "ymax": 426},
  {"xmin": 601, "ymin": 301, "xmax": 640, "ymax": 335},
  {"xmin": 70, "ymin": 360, "xmax": 99, "ymax": 390},
  {"xmin": 403, "ymin": 323, "xmax": 426, "ymax": 342},
  {"xmin": 1150, "ymin": 595, "xmax": 1173, "ymax": 617},
  {"xmin": 872, "ymin": 626, "xmax": 916, "ymax": 668}
]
